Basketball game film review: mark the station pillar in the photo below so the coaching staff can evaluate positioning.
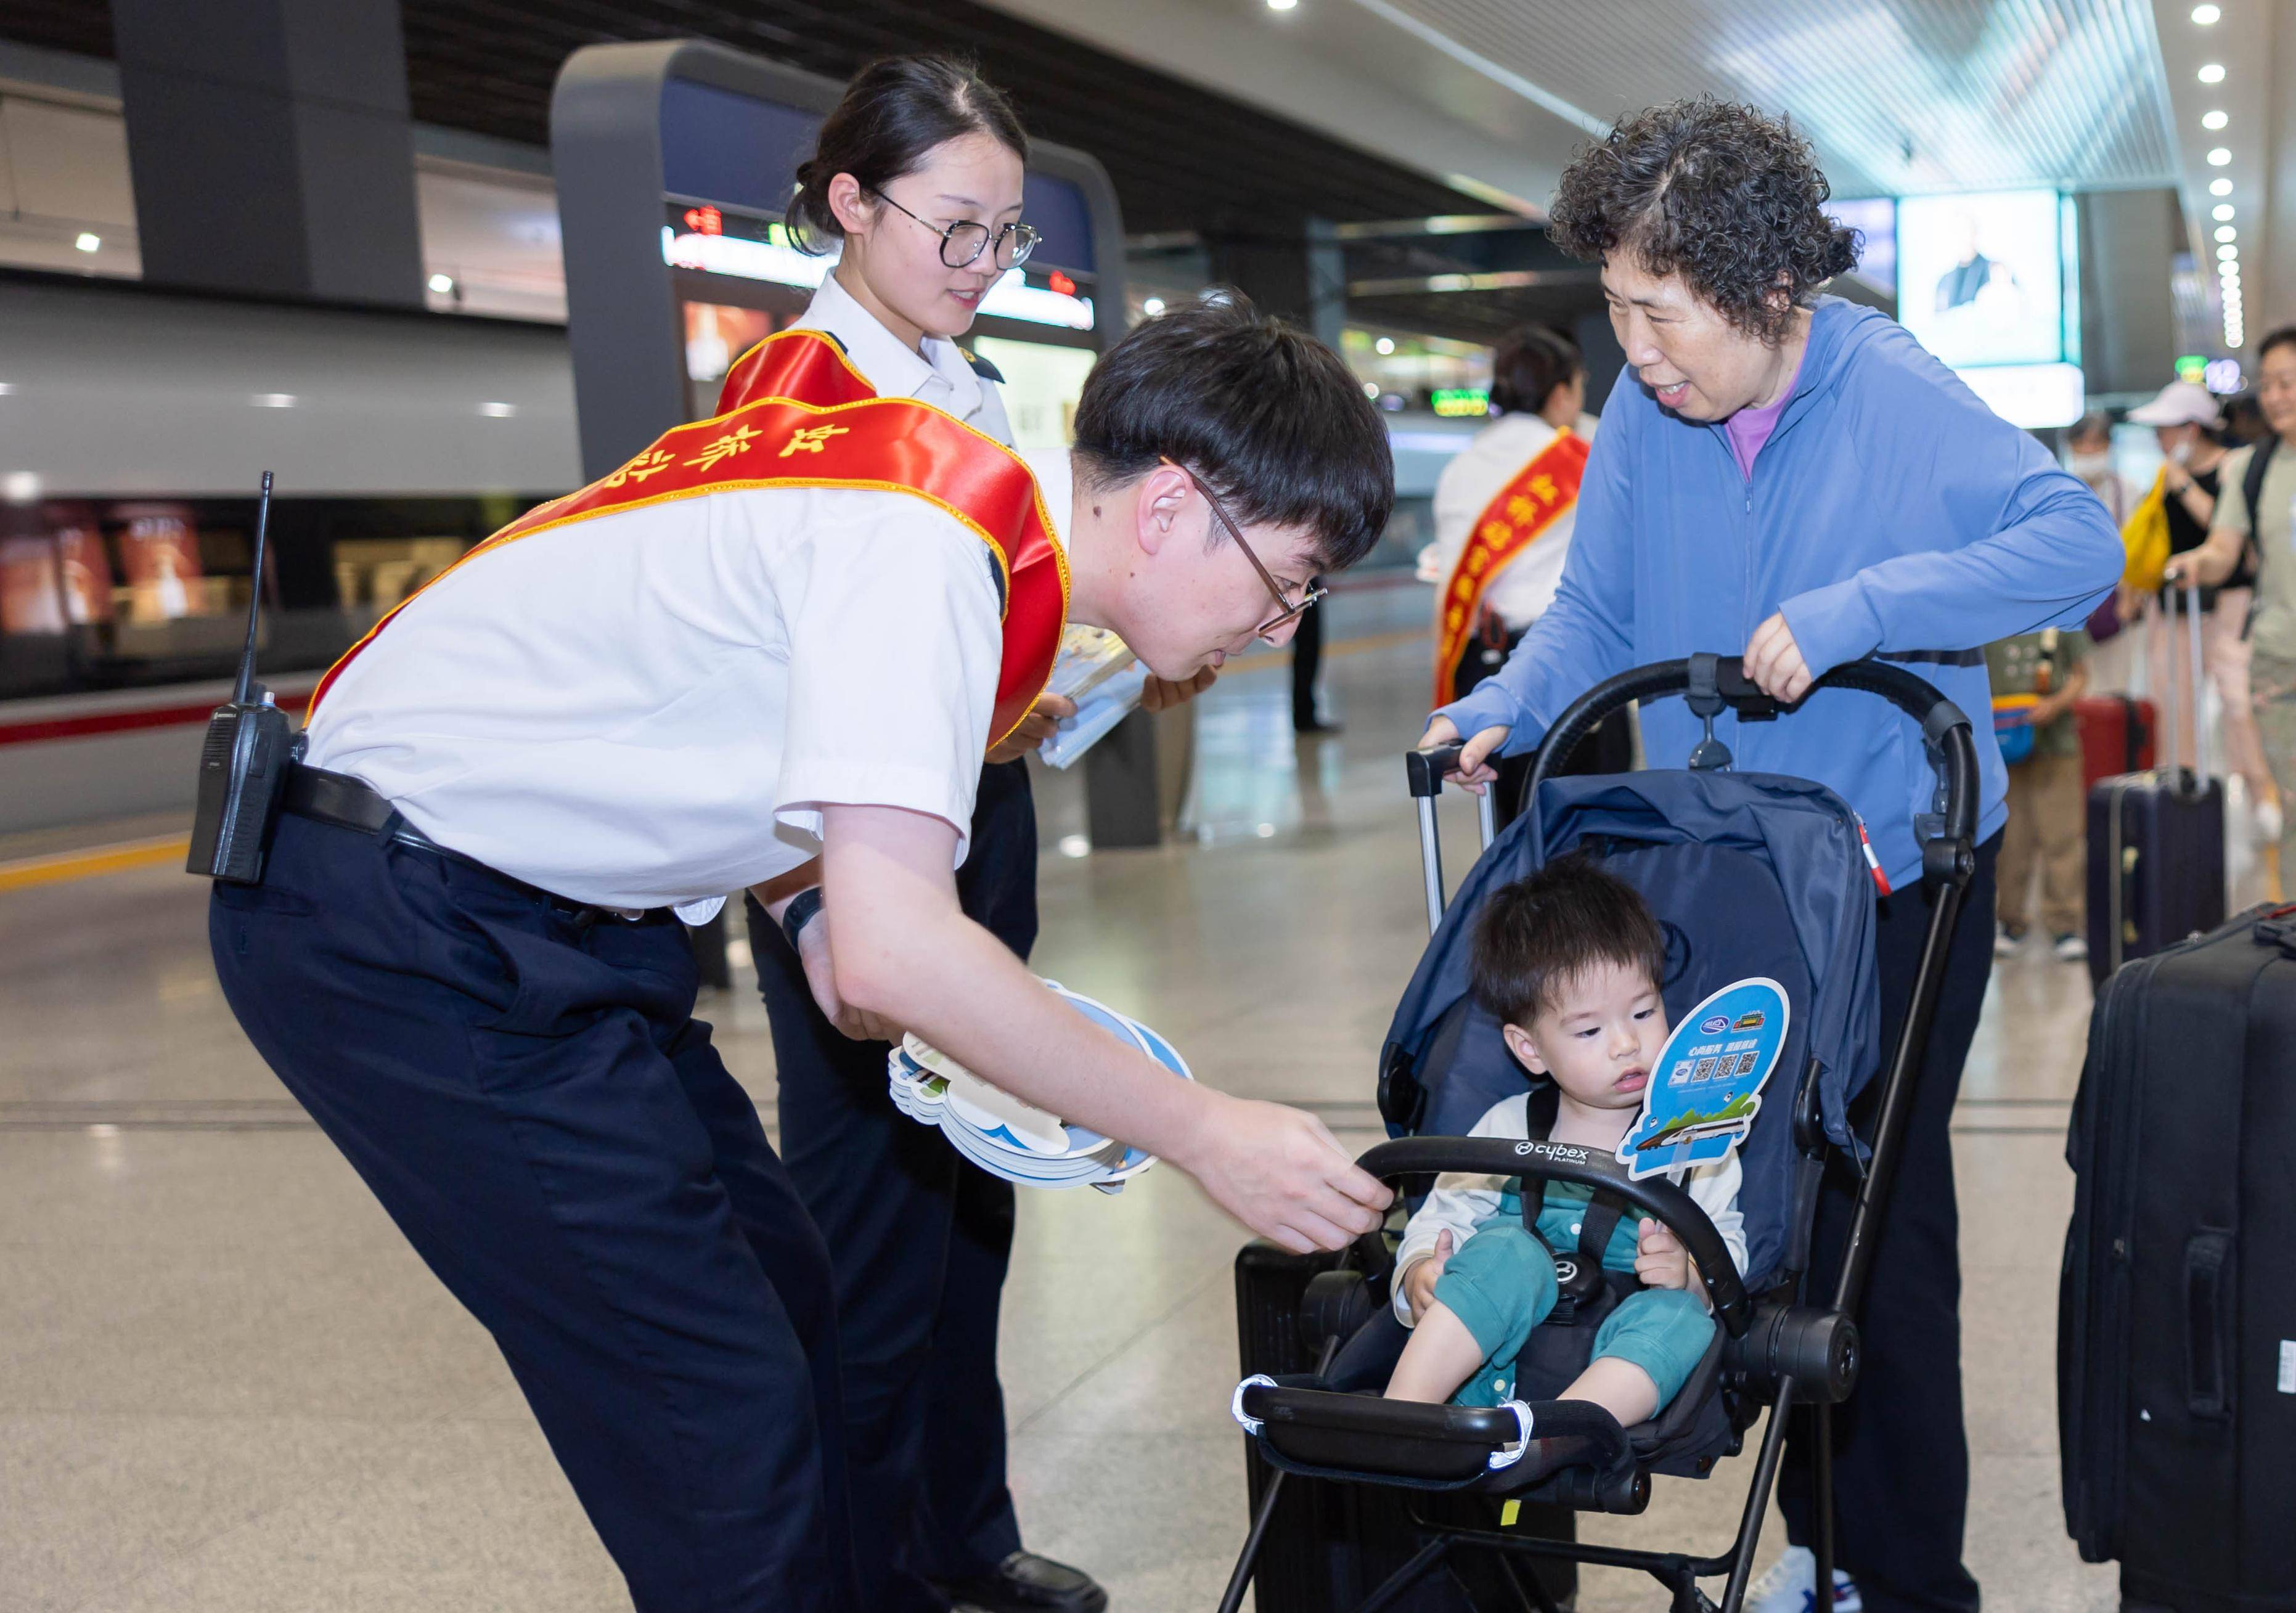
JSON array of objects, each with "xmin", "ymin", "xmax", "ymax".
[{"xmin": 112, "ymin": 0, "xmax": 425, "ymax": 306}]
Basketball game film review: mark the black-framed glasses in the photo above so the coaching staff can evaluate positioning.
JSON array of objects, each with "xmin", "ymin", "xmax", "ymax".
[
  {"xmin": 1159, "ymin": 457, "xmax": 1326, "ymax": 642},
  {"xmin": 867, "ymin": 187, "xmax": 1040, "ymax": 271}
]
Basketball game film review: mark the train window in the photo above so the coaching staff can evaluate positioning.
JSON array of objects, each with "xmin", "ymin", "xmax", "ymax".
[{"xmin": 0, "ymin": 495, "xmax": 554, "ymax": 702}]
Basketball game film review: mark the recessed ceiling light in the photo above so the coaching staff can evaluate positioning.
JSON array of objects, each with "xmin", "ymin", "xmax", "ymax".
[
  {"xmin": 1375, "ymin": 337, "xmax": 1395, "ymax": 355},
  {"xmin": 2208, "ymin": 147, "xmax": 2233, "ymax": 165},
  {"xmin": 1266, "ymin": 0, "xmax": 1297, "ymax": 10},
  {"xmin": 1363, "ymin": 380, "xmax": 1379, "ymax": 398},
  {"xmin": 2198, "ymin": 63, "xmax": 2226, "ymax": 83},
  {"xmin": 1141, "ymin": 296, "xmax": 1164, "ymax": 316},
  {"xmin": 2192, "ymin": 2, "xmax": 2221, "ymax": 20},
  {"xmin": 427, "ymin": 273, "xmax": 455, "ymax": 295},
  {"xmin": 2218, "ymin": 243, "xmax": 2239, "ymax": 259},
  {"xmin": 2203, "ymin": 110, "xmax": 2229, "ymax": 131},
  {"xmin": 2213, "ymin": 204, "xmax": 2236, "ymax": 221},
  {"xmin": 478, "ymin": 401, "xmax": 516, "ymax": 418},
  {"xmin": 2216, "ymin": 226, "xmax": 2238, "ymax": 243},
  {"xmin": 251, "ymin": 393, "xmax": 296, "ymax": 408},
  {"xmin": 74, "ymin": 232, "xmax": 99, "ymax": 252},
  {"xmin": 2211, "ymin": 177, "xmax": 2234, "ymax": 195},
  {"xmin": 0, "ymin": 383, "xmax": 14, "ymax": 396},
  {"xmin": 4, "ymin": 472, "xmax": 38, "ymax": 501}
]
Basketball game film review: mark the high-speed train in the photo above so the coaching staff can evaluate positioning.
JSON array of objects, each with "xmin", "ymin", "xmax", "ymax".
[{"xmin": 0, "ymin": 267, "xmax": 1466, "ymax": 837}]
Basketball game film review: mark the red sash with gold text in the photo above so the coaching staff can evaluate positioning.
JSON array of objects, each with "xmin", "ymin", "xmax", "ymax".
[
  {"xmin": 310, "ymin": 330, "xmax": 1070, "ymax": 748},
  {"xmin": 1432, "ymin": 428, "xmax": 1588, "ymax": 706}
]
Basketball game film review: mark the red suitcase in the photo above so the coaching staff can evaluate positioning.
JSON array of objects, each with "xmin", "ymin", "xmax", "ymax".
[{"xmin": 2076, "ymin": 694, "xmax": 2155, "ymax": 794}]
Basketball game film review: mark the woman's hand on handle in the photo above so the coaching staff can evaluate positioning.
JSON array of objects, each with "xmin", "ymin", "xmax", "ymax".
[
  {"xmin": 1744, "ymin": 613, "xmax": 1814, "ymax": 703},
  {"xmin": 1416, "ymin": 715, "xmax": 1512, "ymax": 795}
]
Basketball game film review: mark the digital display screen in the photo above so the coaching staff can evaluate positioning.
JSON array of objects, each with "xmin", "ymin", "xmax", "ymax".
[{"xmin": 1896, "ymin": 190, "xmax": 2077, "ymax": 369}]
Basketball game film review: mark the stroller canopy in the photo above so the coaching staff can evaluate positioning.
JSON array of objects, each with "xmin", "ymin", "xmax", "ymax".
[{"xmin": 1381, "ymin": 767, "xmax": 1882, "ymax": 1289}]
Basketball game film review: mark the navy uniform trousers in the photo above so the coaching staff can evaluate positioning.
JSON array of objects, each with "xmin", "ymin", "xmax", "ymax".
[
  {"xmin": 1777, "ymin": 831, "xmax": 2001, "ymax": 1613},
  {"xmin": 211, "ymin": 811, "xmax": 859, "ymax": 1613},
  {"xmin": 743, "ymin": 757, "xmax": 1035, "ymax": 1613}
]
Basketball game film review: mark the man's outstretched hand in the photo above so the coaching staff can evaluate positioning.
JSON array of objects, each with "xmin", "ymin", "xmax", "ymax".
[{"xmin": 1175, "ymin": 1090, "xmax": 1392, "ymax": 1254}]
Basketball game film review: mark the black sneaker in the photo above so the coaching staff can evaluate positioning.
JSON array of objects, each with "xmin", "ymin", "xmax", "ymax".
[{"xmin": 942, "ymin": 1550, "xmax": 1109, "ymax": 1613}]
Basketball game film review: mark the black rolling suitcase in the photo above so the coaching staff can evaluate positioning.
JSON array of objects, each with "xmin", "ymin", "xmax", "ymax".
[
  {"xmin": 2059, "ymin": 904, "xmax": 2296, "ymax": 1612},
  {"xmin": 2085, "ymin": 584, "xmax": 2226, "ymax": 986}
]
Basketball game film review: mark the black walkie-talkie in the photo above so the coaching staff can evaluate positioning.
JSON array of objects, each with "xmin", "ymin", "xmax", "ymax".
[{"xmin": 187, "ymin": 472, "xmax": 296, "ymax": 883}]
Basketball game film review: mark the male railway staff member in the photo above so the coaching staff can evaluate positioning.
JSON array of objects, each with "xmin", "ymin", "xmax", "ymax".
[{"xmin": 208, "ymin": 295, "xmax": 1396, "ymax": 1613}]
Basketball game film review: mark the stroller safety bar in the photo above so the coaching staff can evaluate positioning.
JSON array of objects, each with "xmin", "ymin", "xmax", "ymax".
[
  {"xmin": 1229, "ymin": 1381, "xmax": 1537, "ymax": 1474},
  {"xmin": 1356, "ymin": 1136, "xmax": 1752, "ymax": 1339}
]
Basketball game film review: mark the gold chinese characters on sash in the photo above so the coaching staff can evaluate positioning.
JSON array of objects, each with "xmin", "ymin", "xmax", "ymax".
[
  {"xmin": 1432, "ymin": 429, "xmax": 1590, "ymax": 706},
  {"xmin": 310, "ymin": 330, "xmax": 1071, "ymax": 749}
]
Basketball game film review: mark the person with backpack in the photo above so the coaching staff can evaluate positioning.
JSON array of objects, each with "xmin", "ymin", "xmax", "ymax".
[
  {"xmin": 2167, "ymin": 324, "xmax": 2296, "ymax": 885},
  {"xmin": 2122, "ymin": 379, "xmax": 2278, "ymax": 833}
]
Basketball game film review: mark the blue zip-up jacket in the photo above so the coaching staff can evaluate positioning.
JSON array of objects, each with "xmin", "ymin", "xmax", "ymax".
[{"xmin": 1437, "ymin": 297, "xmax": 2123, "ymax": 888}]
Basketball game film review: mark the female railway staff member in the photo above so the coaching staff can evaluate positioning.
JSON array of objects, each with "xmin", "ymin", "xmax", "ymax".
[
  {"xmin": 1421, "ymin": 101, "xmax": 2119, "ymax": 1613},
  {"xmin": 1426, "ymin": 324, "xmax": 1627, "ymax": 823},
  {"xmin": 208, "ymin": 290, "xmax": 1395, "ymax": 1611},
  {"xmin": 737, "ymin": 57, "xmax": 1206, "ymax": 1613}
]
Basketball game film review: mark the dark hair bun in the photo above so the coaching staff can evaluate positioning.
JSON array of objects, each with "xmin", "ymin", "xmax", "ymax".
[
  {"xmin": 1489, "ymin": 325, "xmax": 1583, "ymax": 417},
  {"xmin": 1823, "ymin": 224, "xmax": 1860, "ymax": 280},
  {"xmin": 786, "ymin": 55, "xmax": 1029, "ymax": 254}
]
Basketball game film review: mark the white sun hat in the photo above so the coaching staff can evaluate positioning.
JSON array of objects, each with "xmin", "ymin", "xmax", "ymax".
[{"xmin": 2126, "ymin": 380, "xmax": 2223, "ymax": 428}]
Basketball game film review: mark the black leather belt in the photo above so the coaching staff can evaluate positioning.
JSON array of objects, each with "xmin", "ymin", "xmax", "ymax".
[{"xmin": 281, "ymin": 764, "xmax": 648, "ymax": 925}]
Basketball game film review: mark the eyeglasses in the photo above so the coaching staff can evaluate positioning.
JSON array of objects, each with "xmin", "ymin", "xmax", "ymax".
[
  {"xmin": 1159, "ymin": 457, "xmax": 1327, "ymax": 642},
  {"xmin": 866, "ymin": 187, "xmax": 1040, "ymax": 271}
]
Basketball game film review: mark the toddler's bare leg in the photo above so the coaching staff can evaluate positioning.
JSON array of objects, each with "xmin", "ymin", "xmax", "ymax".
[
  {"xmin": 1557, "ymin": 1356, "xmax": 1659, "ymax": 1427},
  {"xmin": 1384, "ymin": 1301, "xmax": 1489, "ymax": 1403}
]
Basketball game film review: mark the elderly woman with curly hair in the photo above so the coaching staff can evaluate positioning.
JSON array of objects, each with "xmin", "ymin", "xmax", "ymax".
[{"xmin": 1422, "ymin": 101, "xmax": 2120, "ymax": 1613}]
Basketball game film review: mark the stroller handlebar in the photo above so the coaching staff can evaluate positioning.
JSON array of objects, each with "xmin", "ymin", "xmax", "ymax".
[
  {"xmin": 1355, "ymin": 1135, "xmax": 1753, "ymax": 1339},
  {"xmin": 1414, "ymin": 654, "xmax": 1979, "ymax": 886}
]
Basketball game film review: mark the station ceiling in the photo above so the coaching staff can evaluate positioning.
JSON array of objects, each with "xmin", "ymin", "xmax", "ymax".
[
  {"xmin": 6, "ymin": 0, "xmax": 2285, "ymax": 355},
  {"xmin": 0, "ymin": 0, "xmax": 1485, "ymax": 238}
]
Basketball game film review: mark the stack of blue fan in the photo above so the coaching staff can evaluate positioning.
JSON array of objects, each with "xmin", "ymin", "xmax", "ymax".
[{"xmin": 887, "ymin": 979, "xmax": 1192, "ymax": 1193}]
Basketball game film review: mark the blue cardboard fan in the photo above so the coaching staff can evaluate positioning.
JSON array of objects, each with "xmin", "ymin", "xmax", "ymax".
[{"xmin": 1616, "ymin": 978, "xmax": 1790, "ymax": 1181}]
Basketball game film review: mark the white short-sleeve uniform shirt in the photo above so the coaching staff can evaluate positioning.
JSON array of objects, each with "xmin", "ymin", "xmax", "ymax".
[
  {"xmin": 1428, "ymin": 412, "xmax": 1596, "ymax": 632},
  {"xmin": 302, "ymin": 275, "xmax": 1050, "ymax": 921}
]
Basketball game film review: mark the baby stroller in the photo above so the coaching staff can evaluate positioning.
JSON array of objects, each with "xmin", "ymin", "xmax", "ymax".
[{"xmin": 1222, "ymin": 655, "xmax": 1981, "ymax": 1613}]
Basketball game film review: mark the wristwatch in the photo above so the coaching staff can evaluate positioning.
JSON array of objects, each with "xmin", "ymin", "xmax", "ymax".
[{"xmin": 781, "ymin": 887, "xmax": 824, "ymax": 950}]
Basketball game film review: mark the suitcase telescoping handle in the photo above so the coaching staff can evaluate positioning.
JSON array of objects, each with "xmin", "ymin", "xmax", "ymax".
[
  {"xmin": 1403, "ymin": 742, "xmax": 1497, "ymax": 933},
  {"xmin": 2157, "ymin": 578, "xmax": 2212, "ymax": 792}
]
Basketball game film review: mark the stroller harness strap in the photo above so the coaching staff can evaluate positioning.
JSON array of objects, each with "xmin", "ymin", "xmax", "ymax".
[{"xmin": 1508, "ymin": 1088, "xmax": 1643, "ymax": 1328}]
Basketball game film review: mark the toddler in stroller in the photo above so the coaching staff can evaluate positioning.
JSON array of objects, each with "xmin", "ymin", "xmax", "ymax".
[
  {"xmin": 1223, "ymin": 655, "xmax": 1982, "ymax": 1613},
  {"xmin": 1384, "ymin": 857, "xmax": 1745, "ymax": 1434}
]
